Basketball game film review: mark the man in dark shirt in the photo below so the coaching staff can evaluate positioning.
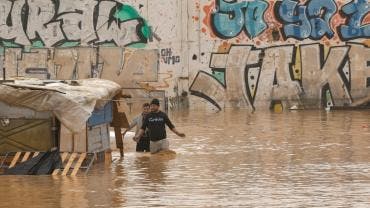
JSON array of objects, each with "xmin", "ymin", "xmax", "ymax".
[{"xmin": 134, "ymin": 98, "xmax": 185, "ymax": 153}]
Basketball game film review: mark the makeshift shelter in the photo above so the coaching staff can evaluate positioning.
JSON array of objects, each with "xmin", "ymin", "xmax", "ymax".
[{"xmin": 0, "ymin": 79, "xmax": 124, "ymax": 175}]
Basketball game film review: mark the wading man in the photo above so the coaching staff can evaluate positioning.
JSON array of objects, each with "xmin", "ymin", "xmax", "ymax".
[
  {"xmin": 123, "ymin": 103, "xmax": 151, "ymax": 152},
  {"xmin": 134, "ymin": 98, "xmax": 185, "ymax": 154}
]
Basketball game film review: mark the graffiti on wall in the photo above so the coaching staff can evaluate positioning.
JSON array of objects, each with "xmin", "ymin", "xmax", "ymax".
[
  {"xmin": 0, "ymin": 0, "xmax": 161, "ymax": 88},
  {"xmin": 3, "ymin": 47, "xmax": 159, "ymax": 88},
  {"xmin": 203, "ymin": 0, "xmax": 370, "ymax": 41},
  {"xmin": 0, "ymin": 0, "xmax": 151, "ymax": 47},
  {"xmin": 190, "ymin": 43, "xmax": 370, "ymax": 110},
  {"xmin": 160, "ymin": 48, "xmax": 180, "ymax": 65},
  {"xmin": 211, "ymin": 0, "xmax": 269, "ymax": 38},
  {"xmin": 190, "ymin": 0, "xmax": 370, "ymax": 110}
]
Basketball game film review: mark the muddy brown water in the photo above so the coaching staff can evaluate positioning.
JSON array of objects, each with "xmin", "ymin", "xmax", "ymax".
[{"xmin": 1, "ymin": 109, "xmax": 370, "ymax": 207}]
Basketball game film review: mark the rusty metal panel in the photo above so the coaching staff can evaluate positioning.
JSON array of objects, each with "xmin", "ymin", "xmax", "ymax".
[{"xmin": 0, "ymin": 119, "xmax": 54, "ymax": 152}]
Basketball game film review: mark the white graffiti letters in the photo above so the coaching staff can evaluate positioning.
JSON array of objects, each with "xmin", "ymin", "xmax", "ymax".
[
  {"xmin": 190, "ymin": 43, "xmax": 370, "ymax": 110},
  {"xmin": 0, "ymin": 0, "xmax": 146, "ymax": 47},
  {"xmin": 57, "ymin": 0, "xmax": 98, "ymax": 44},
  {"xmin": 0, "ymin": 1, "xmax": 29, "ymax": 45},
  {"xmin": 26, "ymin": 0, "xmax": 65, "ymax": 46},
  {"xmin": 301, "ymin": 44, "xmax": 351, "ymax": 107}
]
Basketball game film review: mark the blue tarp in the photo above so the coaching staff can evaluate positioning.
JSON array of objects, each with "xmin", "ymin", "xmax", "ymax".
[{"xmin": 87, "ymin": 101, "xmax": 113, "ymax": 127}]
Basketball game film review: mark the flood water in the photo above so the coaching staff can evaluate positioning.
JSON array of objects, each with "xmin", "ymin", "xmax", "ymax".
[{"xmin": 1, "ymin": 109, "xmax": 370, "ymax": 207}]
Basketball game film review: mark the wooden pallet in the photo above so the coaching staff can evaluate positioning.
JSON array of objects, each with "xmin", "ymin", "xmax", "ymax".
[
  {"xmin": 0, "ymin": 152, "xmax": 40, "ymax": 169},
  {"xmin": 0, "ymin": 152, "xmax": 95, "ymax": 176},
  {"xmin": 52, "ymin": 152, "xmax": 95, "ymax": 176}
]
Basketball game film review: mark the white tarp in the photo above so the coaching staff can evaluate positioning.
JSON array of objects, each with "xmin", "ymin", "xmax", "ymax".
[{"xmin": 0, "ymin": 79, "xmax": 121, "ymax": 133}]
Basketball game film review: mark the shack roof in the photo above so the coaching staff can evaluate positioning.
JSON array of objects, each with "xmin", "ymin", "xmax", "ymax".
[{"xmin": 0, "ymin": 79, "xmax": 121, "ymax": 133}]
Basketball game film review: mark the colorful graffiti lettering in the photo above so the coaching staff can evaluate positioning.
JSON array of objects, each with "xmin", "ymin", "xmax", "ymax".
[
  {"xmin": 276, "ymin": 0, "xmax": 337, "ymax": 40},
  {"xmin": 339, "ymin": 0, "xmax": 370, "ymax": 40},
  {"xmin": 190, "ymin": 43, "xmax": 370, "ymax": 110},
  {"xmin": 0, "ymin": 0, "xmax": 150, "ymax": 47},
  {"xmin": 276, "ymin": 0, "xmax": 311, "ymax": 40},
  {"xmin": 211, "ymin": 0, "xmax": 268, "ymax": 39},
  {"xmin": 206, "ymin": 0, "xmax": 370, "ymax": 41}
]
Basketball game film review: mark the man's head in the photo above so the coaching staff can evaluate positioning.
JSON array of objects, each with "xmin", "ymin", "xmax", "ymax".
[
  {"xmin": 142, "ymin": 103, "xmax": 150, "ymax": 114},
  {"xmin": 150, "ymin": 98, "xmax": 160, "ymax": 112}
]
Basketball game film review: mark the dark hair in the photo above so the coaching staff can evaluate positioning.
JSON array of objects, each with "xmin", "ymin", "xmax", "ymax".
[
  {"xmin": 143, "ymin": 103, "xmax": 150, "ymax": 107},
  {"xmin": 150, "ymin": 98, "xmax": 160, "ymax": 106}
]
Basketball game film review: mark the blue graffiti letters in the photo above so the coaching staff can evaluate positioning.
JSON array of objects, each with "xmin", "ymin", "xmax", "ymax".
[
  {"xmin": 245, "ymin": 1, "xmax": 269, "ymax": 38},
  {"xmin": 278, "ymin": 0, "xmax": 311, "ymax": 39},
  {"xmin": 278, "ymin": 0, "xmax": 337, "ymax": 40},
  {"xmin": 211, "ymin": 0, "xmax": 268, "ymax": 39},
  {"xmin": 210, "ymin": 0, "xmax": 370, "ymax": 41},
  {"xmin": 339, "ymin": 0, "xmax": 370, "ymax": 40},
  {"xmin": 307, "ymin": 0, "xmax": 337, "ymax": 39}
]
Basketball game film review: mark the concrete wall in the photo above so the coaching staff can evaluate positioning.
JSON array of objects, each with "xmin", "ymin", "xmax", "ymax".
[{"xmin": 1, "ymin": 0, "xmax": 370, "ymax": 111}]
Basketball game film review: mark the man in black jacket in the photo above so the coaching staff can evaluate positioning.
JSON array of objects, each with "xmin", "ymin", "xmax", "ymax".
[{"xmin": 134, "ymin": 98, "xmax": 185, "ymax": 153}]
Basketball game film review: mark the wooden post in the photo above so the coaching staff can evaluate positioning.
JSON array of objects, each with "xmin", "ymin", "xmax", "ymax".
[
  {"xmin": 32, "ymin": 152, "xmax": 39, "ymax": 158},
  {"xmin": 9, "ymin": 152, "xmax": 21, "ymax": 168},
  {"xmin": 62, "ymin": 153, "xmax": 77, "ymax": 176},
  {"xmin": 71, "ymin": 153, "xmax": 86, "ymax": 176},
  {"xmin": 105, "ymin": 149, "xmax": 112, "ymax": 165},
  {"xmin": 21, "ymin": 152, "xmax": 31, "ymax": 162},
  {"xmin": 110, "ymin": 93, "xmax": 130, "ymax": 158},
  {"xmin": 52, "ymin": 152, "xmax": 69, "ymax": 175},
  {"xmin": 114, "ymin": 127, "xmax": 124, "ymax": 157}
]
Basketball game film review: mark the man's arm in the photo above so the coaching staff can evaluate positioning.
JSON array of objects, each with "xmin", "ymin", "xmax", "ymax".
[
  {"xmin": 164, "ymin": 113, "xmax": 185, "ymax": 137},
  {"xmin": 133, "ymin": 128, "xmax": 145, "ymax": 142},
  {"xmin": 170, "ymin": 128, "xmax": 185, "ymax": 137},
  {"xmin": 122, "ymin": 117, "xmax": 138, "ymax": 134},
  {"xmin": 133, "ymin": 116, "xmax": 148, "ymax": 141}
]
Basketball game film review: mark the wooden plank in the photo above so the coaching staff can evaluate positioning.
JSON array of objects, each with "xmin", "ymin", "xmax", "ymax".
[
  {"xmin": 60, "ymin": 124, "xmax": 87, "ymax": 153},
  {"xmin": 62, "ymin": 153, "xmax": 77, "ymax": 176},
  {"xmin": 114, "ymin": 127, "xmax": 123, "ymax": 157},
  {"xmin": 87, "ymin": 124, "xmax": 110, "ymax": 153},
  {"xmin": 59, "ymin": 124, "xmax": 73, "ymax": 152},
  {"xmin": 73, "ymin": 126, "xmax": 87, "ymax": 153},
  {"xmin": 87, "ymin": 125, "xmax": 102, "ymax": 152},
  {"xmin": 105, "ymin": 150, "xmax": 112, "ymax": 165},
  {"xmin": 32, "ymin": 152, "xmax": 39, "ymax": 158},
  {"xmin": 60, "ymin": 152, "xmax": 69, "ymax": 162},
  {"xmin": 52, "ymin": 152, "xmax": 69, "ymax": 176},
  {"xmin": 71, "ymin": 153, "xmax": 86, "ymax": 176},
  {"xmin": 21, "ymin": 152, "xmax": 31, "ymax": 162},
  {"xmin": 9, "ymin": 152, "xmax": 21, "ymax": 168},
  {"xmin": 54, "ymin": 48, "xmax": 76, "ymax": 80},
  {"xmin": 101, "ymin": 125, "xmax": 110, "ymax": 150},
  {"xmin": 100, "ymin": 49, "xmax": 158, "ymax": 88}
]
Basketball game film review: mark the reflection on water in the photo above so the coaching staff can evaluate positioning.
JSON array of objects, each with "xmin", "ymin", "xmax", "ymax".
[{"xmin": 1, "ymin": 110, "xmax": 370, "ymax": 207}]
